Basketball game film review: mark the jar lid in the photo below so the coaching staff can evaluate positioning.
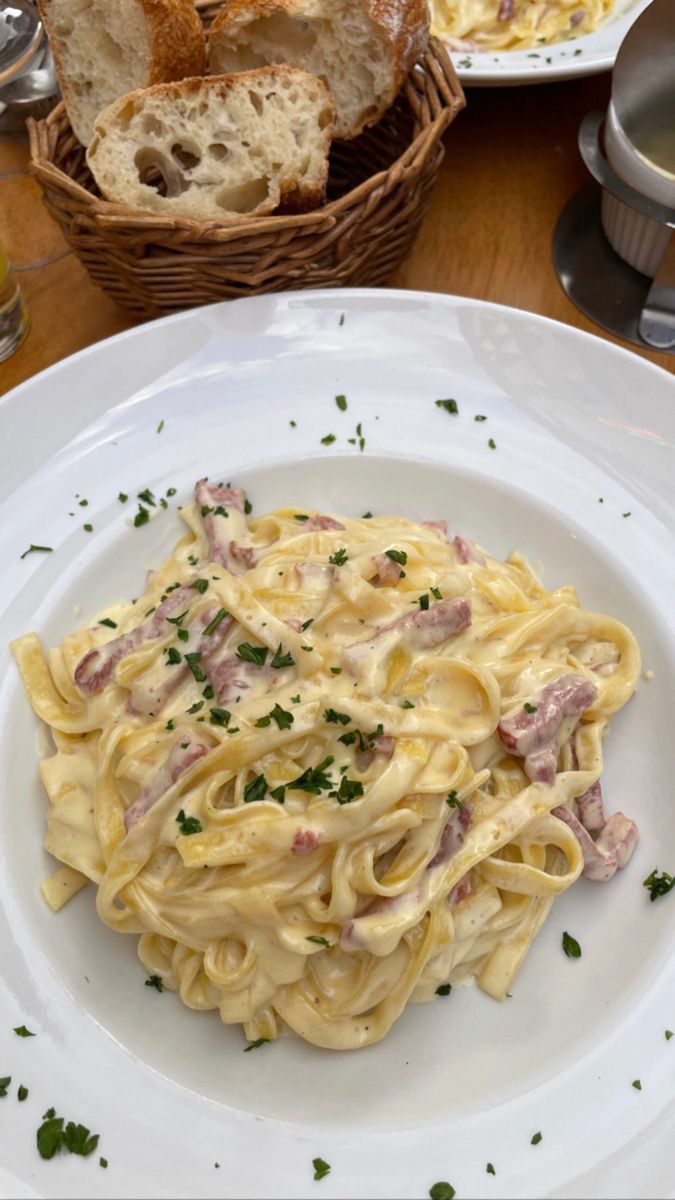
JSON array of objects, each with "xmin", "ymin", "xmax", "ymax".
[{"xmin": 0, "ymin": 2, "xmax": 44, "ymax": 86}]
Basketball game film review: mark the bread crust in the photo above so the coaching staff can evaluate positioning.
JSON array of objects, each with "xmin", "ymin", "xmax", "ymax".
[
  {"xmin": 209, "ymin": 0, "xmax": 429, "ymax": 137},
  {"xmin": 142, "ymin": 0, "xmax": 206, "ymax": 84},
  {"xmin": 37, "ymin": 0, "xmax": 206, "ymax": 144}
]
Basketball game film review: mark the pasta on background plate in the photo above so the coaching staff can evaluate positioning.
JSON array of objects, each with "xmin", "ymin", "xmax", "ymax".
[
  {"xmin": 431, "ymin": 0, "xmax": 613, "ymax": 52},
  {"xmin": 12, "ymin": 481, "xmax": 640, "ymax": 1050}
]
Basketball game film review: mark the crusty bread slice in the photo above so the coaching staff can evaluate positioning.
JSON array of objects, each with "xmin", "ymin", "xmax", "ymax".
[
  {"xmin": 37, "ymin": 0, "xmax": 206, "ymax": 145},
  {"xmin": 208, "ymin": 0, "xmax": 430, "ymax": 140},
  {"xmin": 86, "ymin": 68, "xmax": 336, "ymax": 222}
]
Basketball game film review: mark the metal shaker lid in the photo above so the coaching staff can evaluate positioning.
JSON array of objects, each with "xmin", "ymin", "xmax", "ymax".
[
  {"xmin": 611, "ymin": 0, "xmax": 675, "ymax": 178},
  {"xmin": 0, "ymin": 1, "xmax": 44, "ymax": 86}
]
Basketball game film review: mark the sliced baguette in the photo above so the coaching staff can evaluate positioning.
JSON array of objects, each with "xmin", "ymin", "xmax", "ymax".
[
  {"xmin": 208, "ymin": 0, "xmax": 430, "ymax": 140},
  {"xmin": 37, "ymin": 0, "xmax": 206, "ymax": 145},
  {"xmin": 86, "ymin": 68, "xmax": 336, "ymax": 221}
]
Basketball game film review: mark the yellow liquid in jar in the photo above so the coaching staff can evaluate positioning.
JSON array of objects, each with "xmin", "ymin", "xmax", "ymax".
[{"xmin": 0, "ymin": 242, "xmax": 29, "ymax": 363}]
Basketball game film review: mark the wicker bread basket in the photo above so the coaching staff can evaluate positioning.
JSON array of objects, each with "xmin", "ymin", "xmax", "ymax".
[{"xmin": 28, "ymin": 8, "xmax": 464, "ymax": 319}]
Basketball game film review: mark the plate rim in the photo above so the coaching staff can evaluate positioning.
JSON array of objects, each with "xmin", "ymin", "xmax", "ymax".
[{"xmin": 3, "ymin": 287, "xmax": 675, "ymax": 412}]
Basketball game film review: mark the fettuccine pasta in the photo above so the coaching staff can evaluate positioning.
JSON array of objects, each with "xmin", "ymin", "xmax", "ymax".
[
  {"xmin": 431, "ymin": 0, "xmax": 613, "ymax": 52},
  {"xmin": 12, "ymin": 480, "xmax": 641, "ymax": 1050}
]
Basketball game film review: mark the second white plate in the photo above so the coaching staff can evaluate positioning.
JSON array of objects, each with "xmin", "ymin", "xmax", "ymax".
[{"xmin": 444, "ymin": 0, "xmax": 652, "ymax": 85}]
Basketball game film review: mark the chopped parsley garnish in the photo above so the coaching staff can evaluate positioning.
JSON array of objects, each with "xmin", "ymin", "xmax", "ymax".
[
  {"xmin": 666, "ymin": 1030, "xmax": 673, "ymax": 1040},
  {"xmin": 324, "ymin": 708, "xmax": 351, "ymax": 726},
  {"xmin": 291, "ymin": 695, "xmax": 301, "ymax": 703},
  {"xmin": 419, "ymin": 593, "xmax": 430, "ymax": 611},
  {"xmin": 176, "ymin": 810, "xmax": 202, "ymax": 836},
  {"xmin": 78, "ymin": 499, "xmax": 88, "ymax": 507},
  {"xmin": 100, "ymin": 1157, "xmax": 108, "ymax": 1168},
  {"xmin": 329, "ymin": 548, "xmax": 348, "ymax": 566},
  {"xmin": 290, "ymin": 756, "xmax": 335, "ymax": 795},
  {"xmin": 623, "ymin": 512, "xmax": 632, "ymax": 519},
  {"xmin": 203, "ymin": 608, "xmax": 228, "ymax": 637},
  {"xmin": 301, "ymin": 644, "xmax": 313, "ymax": 652},
  {"xmin": 289, "ymin": 420, "xmax": 297, "ymax": 428},
  {"xmin": 244, "ymin": 774, "xmax": 267, "ymax": 804},
  {"xmin": 321, "ymin": 434, "xmax": 336, "ymax": 446},
  {"xmin": 244, "ymin": 499, "xmax": 253, "ymax": 515},
  {"xmin": 118, "ymin": 492, "xmax": 128, "ymax": 503},
  {"xmin": 165, "ymin": 719, "xmax": 175, "ymax": 731},
  {"xmin": 138, "ymin": 488, "xmax": 156, "ymax": 507},
  {"xmin": 271, "ymin": 644, "xmax": 295, "ymax": 669},
  {"xmin": 36, "ymin": 1112, "xmax": 99, "ymax": 1160},
  {"xmin": 399, "ymin": 699, "xmax": 415, "ymax": 709},
  {"xmin": 431, "ymin": 586, "xmax": 442, "ymax": 599},
  {"xmin": 20, "ymin": 544, "xmax": 53, "ymax": 559},
  {"xmin": 166, "ymin": 487, "xmax": 177, "ymax": 497},
  {"xmin": 337, "ymin": 731, "xmax": 357, "ymax": 746},
  {"xmin": 435, "ymin": 984, "xmax": 452, "ymax": 996},
  {"xmin": 488, "ymin": 438, "xmax": 497, "ymax": 450},
  {"xmin": 134, "ymin": 504, "xmax": 150, "ymax": 527},
  {"xmin": 165, "ymin": 647, "xmax": 182, "ymax": 665},
  {"xmin": 267, "ymin": 703, "xmax": 293, "ymax": 731},
  {"xmin": 190, "ymin": 578, "xmax": 209, "ymax": 594},
  {"xmin": 306, "ymin": 936, "xmax": 330, "ymax": 947},
  {"xmin": 83, "ymin": 523, "xmax": 93, "ymax": 533},
  {"xmin": 301, "ymin": 618, "xmax": 314, "ymax": 631},
  {"xmin": 362, "ymin": 511, "xmax": 373, "ymax": 519},
  {"xmin": 209, "ymin": 708, "xmax": 231, "ymax": 727},
  {"xmin": 255, "ymin": 715, "xmax": 271, "ymax": 727},
  {"xmin": 99, "ymin": 617, "xmax": 117, "ymax": 628},
  {"xmin": 14, "ymin": 1026, "xmax": 35, "ymax": 1038},
  {"xmin": 643, "ymin": 869, "xmax": 675, "ymax": 901},
  {"xmin": 243, "ymin": 1038, "xmax": 270, "ymax": 1052},
  {"xmin": 531, "ymin": 1132, "xmax": 543, "ymax": 1145},
  {"xmin": 270, "ymin": 785, "xmax": 287, "ymax": 804},
  {"xmin": 157, "ymin": 420, "xmax": 164, "ymax": 434},
  {"xmin": 562, "ymin": 931, "xmax": 581, "ymax": 958},
  {"xmin": 17, "ymin": 1085, "xmax": 28, "ymax": 1102},
  {"xmin": 330, "ymin": 666, "xmax": 342, "ymax": 675},
  {"xmin": 335, "ymin": 394, "xmax": 347, "ymax": 411},
  {"xmin": 330, "ymin": 776, "xmax": 364, "ymax": 805},
  {"xmin": 175, "ymin": 628, "xmax": 188, "ymax": 643},
  {"xmin": 166, "ymin": 610, "xmax": 188, "ymax": 626},
  {"xmin": 294, "ymin": 514, "xmax": 310, "ymax": 522},
  {"xmin": 487, "ymin": 1163, "xmax": 496, "ymax": 1175},
  {"xmin": 429, "ymin": 1183, "xmax": 455, "ymax": 1200},
  {"xmin": 474, "ymin": 415, "xmax": 487, "ymax": 422},
  {"xmin": 37, "ymin": 1116, "xmax": 64, "ymax": 1159},
  {"xmin": 0, "ymin": 1076, "xmax": 10, "ymax": 1097},
  {"xmin": 632, "ymin": 1079, "xmax": 642, "ymax": 1090},
  {"xmin": 313, "ymin": 1158, "xmax": 331, "ymax": 1181},
  {"xmin": 385, "ymin": 548, "xmax": 407, "ymax": 566},
  {"xmin": 339, "ymin": 314, "xmax": 345, "ymax": 327},
  {"xmin": 236, "ymin": 643, "xmax": 268, "ymax": 667},
  {"xmin": 523, "ymin": 702, "xmax": 538, "ymax": 713},
  {"xmin": 446, "ymin": 791, "xmax": 465, "ymax": 811},
  {"xmin": 202, "ymin": 684, "xmax": 215, "ymax": 700},
  {"xmin": 435, "ymin": 399, "xmax": 459, "ymax": 415},
  {"xmin": 145, "ymin": 975, "xmax": 164, "ymax": 992}
]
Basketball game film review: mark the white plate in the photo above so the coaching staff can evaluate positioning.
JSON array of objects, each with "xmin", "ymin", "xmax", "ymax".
[
  {"xmin": 445, "ymin": 0, "xmax": 653, "ymax": 85},
  {"xmin": 0, "ymin": 289, "xmax": 674, "ymax": 1200}
]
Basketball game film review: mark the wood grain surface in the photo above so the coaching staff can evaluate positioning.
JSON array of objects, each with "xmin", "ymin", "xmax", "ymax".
[{"xmin": 1, "ymin": 71, "xmax": 673, "ymax": 397}]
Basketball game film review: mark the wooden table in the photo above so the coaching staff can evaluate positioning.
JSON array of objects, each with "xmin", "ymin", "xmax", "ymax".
[{"xmin": 1, "ymin": 72, "xmax": 673, "ymax": 396}]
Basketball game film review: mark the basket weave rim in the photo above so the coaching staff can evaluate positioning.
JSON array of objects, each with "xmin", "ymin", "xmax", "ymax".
[{"xmin": 28, "ymin": 38, "xmax": 464, "ymax": 238}]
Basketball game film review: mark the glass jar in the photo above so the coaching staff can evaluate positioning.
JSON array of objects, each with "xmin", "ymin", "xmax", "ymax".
[{"xmin": 0, "ymin": 240, "xmax": 29, "ymax": 361}]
